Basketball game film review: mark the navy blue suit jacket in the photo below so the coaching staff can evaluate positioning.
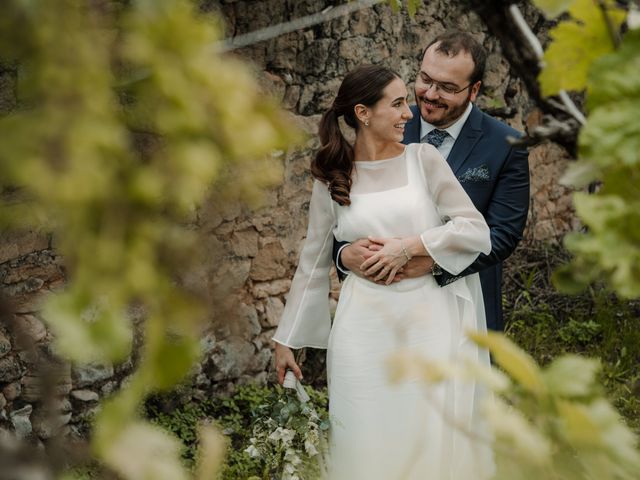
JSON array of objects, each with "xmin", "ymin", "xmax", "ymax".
[{"xmin": 333, "ymin": 104, "xmax": 530, "ymax": 331}]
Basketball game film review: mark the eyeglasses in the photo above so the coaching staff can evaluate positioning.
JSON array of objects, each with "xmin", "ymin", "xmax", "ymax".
[{"xmin": 415, "ymin": 75, "xmax": 472, "ymax": 98}]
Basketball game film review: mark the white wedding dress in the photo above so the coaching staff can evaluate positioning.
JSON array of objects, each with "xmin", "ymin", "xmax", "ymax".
[{"xmin": 273, "ymin": 143, "xmax": 494, "ymax": 480}]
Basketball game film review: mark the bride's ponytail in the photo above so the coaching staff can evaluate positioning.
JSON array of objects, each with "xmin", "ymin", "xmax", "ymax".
[
  {"xmin": 311, "ymin": 65, "xmax": 400, "ymax": 206},
  {"xmin": 312, "ymin": 106, "xmax": 353, "ymax": 206}
]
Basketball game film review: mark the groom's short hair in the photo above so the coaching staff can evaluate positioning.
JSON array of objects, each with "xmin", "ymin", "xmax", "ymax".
[{"xmin": 422, "ymin": 31, "xmax": 487, "ymax": 85}]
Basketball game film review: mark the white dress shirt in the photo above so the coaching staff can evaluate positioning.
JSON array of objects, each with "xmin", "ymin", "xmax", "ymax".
[{"xmin": 419, "ymin": 101, "xmax": 473, "ymax": 160}]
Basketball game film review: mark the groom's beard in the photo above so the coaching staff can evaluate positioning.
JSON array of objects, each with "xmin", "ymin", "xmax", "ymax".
[{"xmin": 416, "ymin": 91, "xmax": 472, "ymax": 128}]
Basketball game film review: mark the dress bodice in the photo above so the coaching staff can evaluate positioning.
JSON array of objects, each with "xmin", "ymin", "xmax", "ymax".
[
  {"xmin": 272, "ymin": 142, "xmax": 491, "ymax": 349},
  {"xmin": 335, "ymin": 147, "xmax": 443, "ymax": 242}
]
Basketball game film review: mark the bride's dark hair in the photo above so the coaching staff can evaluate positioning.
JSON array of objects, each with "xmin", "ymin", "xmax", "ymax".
[{"xmin": 311, "ymin": 65, "xmax": 401, "ymax": 206}]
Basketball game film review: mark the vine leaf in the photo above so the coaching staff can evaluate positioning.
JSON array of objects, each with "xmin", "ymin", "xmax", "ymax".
[
  {"xmin": 469, "ymin": 331, "xmax": 546, "ymax": 396},
  {"xmin": 557, "ymin": 30, "xmax": 640, "ymax": 298},
  {"xmin": 538, "ymin": 0, "xmax": 626, "ymax": 96}
]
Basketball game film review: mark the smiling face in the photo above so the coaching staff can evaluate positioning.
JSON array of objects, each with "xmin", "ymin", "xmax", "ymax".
[
  {"xmin": 359, "ymin": 77, "xmax": 413, "ymax": 143},
  {"xmin": 415, "ymin": 42, "xmax": 481, "ymax": 128}
]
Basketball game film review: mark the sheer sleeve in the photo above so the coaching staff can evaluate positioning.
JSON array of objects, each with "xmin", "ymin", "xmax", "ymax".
[
  {"xmin": 418, "ymin": 144, "xmax": 491, "ymax": 275},
  {"xmin": 272, "ymin": 180, "xmax": 336, "ymax": 349}
]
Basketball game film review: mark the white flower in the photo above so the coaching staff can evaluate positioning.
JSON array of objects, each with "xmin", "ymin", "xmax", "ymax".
[
  {"xmin": 284, "ymin": 447, "xmax": 302, "ymax": 465},
  {"xmin": 244, "ymin": 444, "xmax": 261, "ymax": 458},
  {"xmin": 282, "ymin": 462, "xmax": 300, "ymax": 480},
  {"xmin": 304, "ymin": 438, "xmax": 318, "ymax": 456},
  {"xmin": 268, "ymin": 427, "xmax": 295, "ymax": 446}
]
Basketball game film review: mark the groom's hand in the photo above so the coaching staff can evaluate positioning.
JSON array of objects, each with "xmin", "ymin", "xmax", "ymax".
[
  {"xmin": 395, "ymin": 256, "xmax": 434, "ymax": 280},
  {"xmin": 340, "ymin": 238, "xmax": 375, "ymax": 277}
]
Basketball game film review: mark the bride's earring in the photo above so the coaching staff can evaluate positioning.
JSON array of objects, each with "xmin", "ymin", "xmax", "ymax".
[{"xmin": 364, "ymin": 120, "xmax": 369, "ymax": 126}]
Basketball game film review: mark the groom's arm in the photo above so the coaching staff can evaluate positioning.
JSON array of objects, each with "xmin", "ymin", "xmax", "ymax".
[
  {"xmin": 436, "ymin": 144, "xmax": 530, "ymax": 286},
  {"xmin": 333, "ymin": 238, "xmax": 350, "ymax": 281},
  {"xmin": 334, "ymin": 238, "xmax": 385, "ymax": 280}
]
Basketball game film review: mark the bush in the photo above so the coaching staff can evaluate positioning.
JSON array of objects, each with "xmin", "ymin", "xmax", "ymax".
[{"xmin": 145, "ymin": 382, "xmax": 329, "ymax": 479}]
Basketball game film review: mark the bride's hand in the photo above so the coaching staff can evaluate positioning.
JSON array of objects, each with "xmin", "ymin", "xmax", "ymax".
[
  {"xmin": 274, "ymin": 343, "xmax": 302, "ymax": 385},
  {"xmin": 360, "ymin": 236, "xmax": 409, "ymax": 284}
]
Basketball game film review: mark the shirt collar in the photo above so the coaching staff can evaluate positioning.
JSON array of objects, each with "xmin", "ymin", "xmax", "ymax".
[{"xmin": 420, "ymin": 102, "xmax": 473, "ymax": 141}]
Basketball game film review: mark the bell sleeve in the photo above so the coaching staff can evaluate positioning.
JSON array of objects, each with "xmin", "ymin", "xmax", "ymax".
[
  {"xmin": 272, "ymin": 179, "xmax": 336, "ymax": 349},
  {"xmin": 418, "ymin": 144, "xmax": 491, "ymax": 275}
]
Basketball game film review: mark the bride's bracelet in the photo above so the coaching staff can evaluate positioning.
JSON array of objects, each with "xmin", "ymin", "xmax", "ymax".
[{"xmin": 400, "ymin": 240, "xmax": 412, "ymax": 262}]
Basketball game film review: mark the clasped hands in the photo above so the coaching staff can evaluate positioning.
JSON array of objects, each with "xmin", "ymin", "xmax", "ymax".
[{"xmin": 341, "ymin": 236, "xmax": 434, "ymax": 285}]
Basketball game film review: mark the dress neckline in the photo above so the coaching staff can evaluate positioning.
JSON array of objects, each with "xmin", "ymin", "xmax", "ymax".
[{"xmin": 353, "ymin": 147, "xmax": 406, "ymax": 168}]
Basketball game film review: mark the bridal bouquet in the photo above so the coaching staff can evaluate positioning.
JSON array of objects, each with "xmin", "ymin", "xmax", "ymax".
[{"xmin": 244, "ymin": 372, "xmax": 330, "ymax": 480}]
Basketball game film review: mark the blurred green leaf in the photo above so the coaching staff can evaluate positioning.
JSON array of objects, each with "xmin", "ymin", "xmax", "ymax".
[
  {"xmin": 0, "ymin": 0, "xmax": 302, "ymax": 478},
  {"xmin": 469, "ymin": 331, "xmax": 546, "ymax": 396},
  {"xmin": 543, "ymin": 355, "xmax": 600, "ymax": 398},
  {"xmin": 539, "ymin": 0, "xmax": 626, "ymax": 96},
  {"xmin": 102, "ymin": 422, "xmax": 190, "ymax": 480},
  {"xmin": 483, "ymin": 397, "xmax": 552, "ymax": 465}
]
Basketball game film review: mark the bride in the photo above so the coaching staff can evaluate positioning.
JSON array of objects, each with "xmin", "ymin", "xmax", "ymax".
[{"xmin": 272, "ymin": 64, "xmax": 493, "ymax": 479}]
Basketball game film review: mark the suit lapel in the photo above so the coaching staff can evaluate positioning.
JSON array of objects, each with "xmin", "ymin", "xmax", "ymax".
[{"xmin": 448, "ymin": 104, "xmax": 483, "ymax": 175}]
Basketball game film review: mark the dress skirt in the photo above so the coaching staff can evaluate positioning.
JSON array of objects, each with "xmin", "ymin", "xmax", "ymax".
[{"xmin": 327, "ymin": 274, "xmax": 493, "ymax": 480}]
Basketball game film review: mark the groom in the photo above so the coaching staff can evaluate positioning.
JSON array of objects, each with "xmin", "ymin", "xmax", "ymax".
[{"xmin": 334, "ymin": 31, "xmax": 530, "ymax": 331}]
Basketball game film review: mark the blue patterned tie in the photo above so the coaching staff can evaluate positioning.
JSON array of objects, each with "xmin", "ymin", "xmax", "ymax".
[{"xmin": 422, "ymin": 129, "xmax": 449, "ymax": 148}]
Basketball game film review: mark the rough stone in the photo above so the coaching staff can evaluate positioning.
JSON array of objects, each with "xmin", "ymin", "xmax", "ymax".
[
  {"xmin": 0, "ymin": 230, "xmax": 49, "ymax": 264},
  {"xmin": 101, "ymin": 381, "xmax": 118, "ymax": 396},
  {"xmin": 248, "ymin": 348, "xmax": 272, "ymax": 373},
  {"xmin": 3, "ymin": 275, "xmax": 46, "ymax": 296},
  {"xmin": 258, "ymin": 71, "xmax": 286, "ymax": 103},
  {"xmin": 338, "ymin": 37, "xmax": 378, "ymax": 66},
  {"xmin": 32, "ymin": 407, "xmax": 72, "ymax": 439},
  {"xmin": 251, "ymin": 279, "xmax": 292, "ymax": 299},
  {"xmin": 263, "ymin": 296, "xmax": 284, "ymax": 328},
  {"xmin": 70, "ymin": 389, "xmax": 99, "ymax": 403},
  {"xmin": 236, "ymin": 303, "xmax": 261, "ymax": 338},
  {"xmin": 349, "ymin": 10, "xmax": 379, "ymax": 35},
  {"xmin": 231, "ymin": 229, "xmax": 259, "ymax": 258},
  {"xmin": 0, "ymin": 331, "xmax": 11, "ymax": 358},
  {"xmin": 72, "ymin": 363, "xmax": 114, "ymax": 388},
  {"xmin": 195, "ymin": 372, "xmax": 211, "ymax": 387},
  {"xmin": 9, "ymin": 405, "xmax": 33, "ymax": 438},
  {"xmin": 214, "ymin": 258, "xmax": 252, "ymax": 292},
  {"xmin": 2, "ymin": 382, "xmax": 21, "ymax": 402},
  {"xmin": 250, "ymin": 241, "xmax": 287, "ymax": 281},
  {"xmin": 21, "ymin": 375, "xmax": 42, "ymax": 402},
  {"xmin": 16, "ymin": 314, "xmax": 48, "ymax": 343},
  {"xmin": 209, "ymin": 337, "xmax": 256, "ymax": 381},
  {"xmin": 526, "ymin": 142, "xmax": 575, "ymax": 242},
  {"xmin": 200, "ymin": 331, "xmax": 217, "ymax": 357},
  {"xmin": 0, "ymin": 357, "xmax": 23, "ymax": 382},
  {"xmin": 282, "ymin": 85, "xmax": 301, "ymax": 111},
  {"xmin": 297, "ymin": 39, "xmax": 333, "ymax": 75},
  {"xmin": 252, "ymin": 329, "xmax": 277, "ymax": 351},
  {"xmin": 0, "ymin": 393, "xmax": 6, "ymax": 411}
]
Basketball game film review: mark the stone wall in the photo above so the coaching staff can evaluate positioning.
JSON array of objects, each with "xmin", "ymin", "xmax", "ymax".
[{"xmin": 0, "ymin": 0, "xmax": 577, "ymax": 441}]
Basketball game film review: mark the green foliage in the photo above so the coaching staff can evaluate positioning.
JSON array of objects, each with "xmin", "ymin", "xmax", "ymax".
[
  {"xmin": 244, "ymin": 387, "xmax": 330, "ymax": 480},
  {"xmin": 556, "ymin": 27, "xmax": 640, "ymax": 298},
  {"xmin": 558, "ymin": 318, "xmax": 601, "ymax": 345},
  {"xmin": 431, "ymin": 334, "xmax": 640, "ymax": 479},
  {"xmin": 537, "ymin": 0, "xmax": 626, "ymax": 96},
  {"xmin": 533, "ymin": 1, "xmax": 640, "ymax": 298},
  {"xmin": 0, "ymin": 0, "xmax": 299, "ymax": 478},
  {"xmin": 390, "ymin": 264, "xmax": 640, "ymax": 478},
  {"xmin": 146, "ymin": 383, "xmax": 330, "ymax": 480},
  {"xmin": 504, "ymin": 247, "xmax": 640, "ymax": 437}
]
